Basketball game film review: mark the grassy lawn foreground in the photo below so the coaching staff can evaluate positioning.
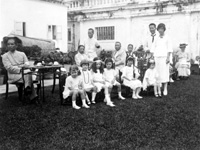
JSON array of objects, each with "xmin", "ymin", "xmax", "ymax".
[{"xmin": 0, "ymin": 75, "xmax": 200, "ymax": 150}]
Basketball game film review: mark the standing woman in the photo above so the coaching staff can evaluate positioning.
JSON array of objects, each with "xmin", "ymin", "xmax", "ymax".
[{"xmin": 150, "ymin": 23, "xmax": 173, "ymax": 96}]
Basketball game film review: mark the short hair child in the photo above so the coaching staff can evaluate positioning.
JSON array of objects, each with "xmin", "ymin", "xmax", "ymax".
[
  {"xmin": 143, "ymin": 59, "xmax": 162, "ymax": 97},
  {"xmin": 63, "ymin": 65, "xmax": 89, "ymax": 109},
  {"xmin": 80, "ymin": 59, "xmax": 97, "ymax": 105}
]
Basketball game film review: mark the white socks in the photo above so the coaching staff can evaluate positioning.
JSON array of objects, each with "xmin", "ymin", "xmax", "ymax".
[
  {"xmin": 72, "ymin": 99, "xmax": 90, "ymax": 109},
  {"xmin": 132, "ymin": 90, "xmax": 143, "ymax": 99},
  {"xmin": 72, "ymin": 101, "xmax": 80, "ymax": 110},
  {"xmin": 132, "ymin": 91, "xmax": 137, "ymax": 99},
  {"xmin": 86, "ymin": 94, "xmax": 91, "ymax": 105},
  {"xmin": 118, "ymin": 92, "xmax": 125, "ymax": 100},
  {"xmin": 91, "ymin": 92, "xmax": 97, "ymax": 104},
  {"xmin": 105, "ymin": 94, "xmax": 115, "ymax": 107},
  {"xmin": 82, "ymin": 99, "xmax": 90, "ymax": 108},
  {"xmin": 163, "ymin": 83, "xmax": 168, "ymax": 96}
]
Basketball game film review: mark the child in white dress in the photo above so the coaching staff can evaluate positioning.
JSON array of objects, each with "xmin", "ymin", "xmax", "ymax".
[
  {"xmin": 103, "ymin": 58, "xmax": 125, "ymax": 101},
  {"xmin": 90, "ymin": 57, "xmax": 115, "ymax": 107},
  {"xmin": 63, "ymin": 65, "xmax": 90, "ymax": 109},
  {"xmin": 80, "ymin": 59, "xmax": 97, "ymax": 105},
  {"xmin": 122, "ymin": 56, "xmax": 143, "ymax": 99},
  {"xmin": 143, "ymin": 59, "xmax": 162, "ymax": 98}
]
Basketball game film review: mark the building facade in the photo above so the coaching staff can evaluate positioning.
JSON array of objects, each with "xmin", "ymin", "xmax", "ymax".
[
  {"xmin": 0, "ymin": 0, "xmax": 68, "ymax": 52},
  {"xmin": 67, "ymin": 0, "xmax": 200, "ymax": 59}
]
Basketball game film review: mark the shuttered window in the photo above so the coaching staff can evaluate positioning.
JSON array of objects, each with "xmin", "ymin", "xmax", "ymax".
[{"xmin": 95, "ymin": 26, "xmax": 115, "ymax": 40}]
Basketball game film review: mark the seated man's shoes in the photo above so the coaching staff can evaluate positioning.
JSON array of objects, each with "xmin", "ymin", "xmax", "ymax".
[{"xmin": 24, "ymin": 86, "xmax": 32, "ymax": 95}]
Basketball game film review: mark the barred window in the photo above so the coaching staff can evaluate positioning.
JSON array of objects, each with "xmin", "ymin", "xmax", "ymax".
[{"xmin": 95, "ymin": 26, "xmax": 115, "ymax": 40}]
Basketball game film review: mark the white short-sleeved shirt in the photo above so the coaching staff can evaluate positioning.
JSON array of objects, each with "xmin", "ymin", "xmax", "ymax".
[
  {"xmin": 75, "ymin": 53, "xmax": 89, "ymax": 66},
  {"xmin": 143, "ymin": 33, "xmax": 158, "ymax": 51},
  {"xmin": 65, "ymin": 75, "xmax": 83, "ymax": 90},
  {"xmin": 91, "ymin": 69, "xmax": 104, "ymax": 82},
  {"xmin": 103, "ymin": 68, "xmax": 117, "ymax": 82},
  {"xmin": 122, "ymin": 66, "xmax": 140, "ymax": 80},
  {"xmin": 83, "ymin": 37, "xmax": 98, "ymax": 61}
]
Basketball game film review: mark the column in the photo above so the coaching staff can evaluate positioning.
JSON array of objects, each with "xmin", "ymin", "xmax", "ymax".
[
  {"xmin": 79, "ymin": 20, "xmax": 84, "ymax": 45},
  {"xmin": 125, "ymin": 16, "xmax": 132, "ymax": 47},
  {"xmin": 185, "ymin": 12, "xmax": 192, "ymax": 57}
]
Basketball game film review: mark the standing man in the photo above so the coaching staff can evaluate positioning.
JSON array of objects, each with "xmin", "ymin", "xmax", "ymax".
[
  {"xmin": 83, "ymin": 28, "xmax": 100, "ymax": 61},
  {"xmin": 143, "ymin": 23, "xmax": 157, "ymax": 53},
  {"xmin": 113, "ymin": 42, "xmax": 126, "ymax": 72},
  {"xmin": 2, "ymin": 36, "xmax": 38, "ymax": 102}
]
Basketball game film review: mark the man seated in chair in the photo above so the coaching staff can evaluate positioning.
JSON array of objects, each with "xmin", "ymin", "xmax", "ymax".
[
  {"xmin": 112, "ymin": 42, "xmax": 126, "ymax": 83},
  {"xmin": 2, "ymin": 36, "xmax": 38, "ymax": 102}
]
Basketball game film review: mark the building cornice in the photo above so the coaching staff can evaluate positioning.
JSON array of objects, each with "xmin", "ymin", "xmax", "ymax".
[{"xmin": 68, "ymin": 1, "xmax": 200, "ymax": 22}]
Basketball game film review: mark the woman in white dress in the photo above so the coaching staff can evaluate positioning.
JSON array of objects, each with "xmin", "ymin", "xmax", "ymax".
[
  {"xmin": 150, "ymin": 23, "xmax": 173, "ymax": 96},
  {"xmin": 175, "ymin": 43, "xmax": 191, "ymax": 79}
]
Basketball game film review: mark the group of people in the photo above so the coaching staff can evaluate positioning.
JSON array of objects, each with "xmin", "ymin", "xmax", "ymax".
[
  {"xmin": 2, "ymin": 22, "xmax": 191, "ymax": 107},
  {"xmin": 63, "ymin": 23, "xmax": 169, "ymax": 109}
]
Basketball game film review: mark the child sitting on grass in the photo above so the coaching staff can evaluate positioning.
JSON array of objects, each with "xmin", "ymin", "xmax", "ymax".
[
  {"xmin": 143, "ymin": 59, "xmax": 162, "ymax": 98},
  {"xmin": 122, "ymin": 56, "xmax": 143, "ymax": 99},
  {"xmin": 63, "ymin": 65, "xmax": 90, "ymax": 109},
  {"xmin": 80, "ymin": 59, "xmax": 97, "ymax": 105},
  {"xmin": 103, "ymin": 58, "xmax": 125, "ymax": 102},
  {"xmin": 90, "ymin": 57, "xmax": 115, "ymax": 107}
]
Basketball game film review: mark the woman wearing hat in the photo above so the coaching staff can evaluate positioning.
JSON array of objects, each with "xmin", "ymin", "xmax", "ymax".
[
  {"xmin": 150, "ymin": 23, "xmax": 173, "ymax": 96},
  {"xmin": 175, "ymin": 43, "xmax": 191, "ymax": 80}
]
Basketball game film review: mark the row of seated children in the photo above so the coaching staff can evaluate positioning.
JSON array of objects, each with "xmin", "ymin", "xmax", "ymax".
[{"xmin": 63, "ymin": 56, "xmax": 148, "ymax": 109}]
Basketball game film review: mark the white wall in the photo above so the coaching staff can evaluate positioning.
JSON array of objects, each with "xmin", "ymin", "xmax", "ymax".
[
  {"xmin": 0, "ymin": 0, "xmax": 68, "ymax": 52},
  {"xmin": 79, "ymin": 18, "xmax": 128, "ymax": 51},
  {"xmin": 77, "ymin": 12, "xmax": 200, "ymax": 58}
]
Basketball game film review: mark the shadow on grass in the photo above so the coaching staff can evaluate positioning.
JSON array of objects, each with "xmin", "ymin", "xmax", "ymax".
[{"xmin": 0, "ymin": 75, "xmax": 200, "ymax": 149}]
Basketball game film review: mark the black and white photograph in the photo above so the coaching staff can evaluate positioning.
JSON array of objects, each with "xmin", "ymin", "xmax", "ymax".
[{"xmin": 0, "ymin": 0, "xmax": 200, "ymax": 149}]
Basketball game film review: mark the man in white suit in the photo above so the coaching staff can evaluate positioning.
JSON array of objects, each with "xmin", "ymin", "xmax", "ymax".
[
  {"xmin": 2, "ymin": 37, "xmax": 37, "ymax": 102},
  {"xmin": 143, "ymin": 23, "xmax": 158, "ymax": 52},
  {"xmin": 83, "ymin": 28, "xmax": 100, "ymax": 61},
  {"xmin": 113, "ymin": 42, "xmax": 126, "ymax": 72}
]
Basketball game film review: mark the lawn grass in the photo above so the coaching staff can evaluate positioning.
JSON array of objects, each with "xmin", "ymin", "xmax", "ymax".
[{"xmin": 0, "ymin": 75, "xmax": 200, "ymax": 150}]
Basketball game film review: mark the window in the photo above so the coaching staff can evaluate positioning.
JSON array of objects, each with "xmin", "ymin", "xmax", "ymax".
[
  {"xmin": 47, "ymin": 25, "xmax": 62, "ymax": 40},
  {"xmin": 95, "ymin": 26, "xmax": 115, "ymax": 40},
  {"xmin": 15, "ymin": 22, "xmax": 26, "ymax": 36},
  {"xmin": 68, "ymin": 28, "xmax": 72, "ymax": 42}
]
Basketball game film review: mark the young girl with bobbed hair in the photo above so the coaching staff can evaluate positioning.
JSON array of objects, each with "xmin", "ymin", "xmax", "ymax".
[
  {"xmin": 103, "ymin": 58, "xmax": 125, "ymax": 102},
  {"xmin": 63, "ymin": 65, "xmax": 90, "ymax": 109}
]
